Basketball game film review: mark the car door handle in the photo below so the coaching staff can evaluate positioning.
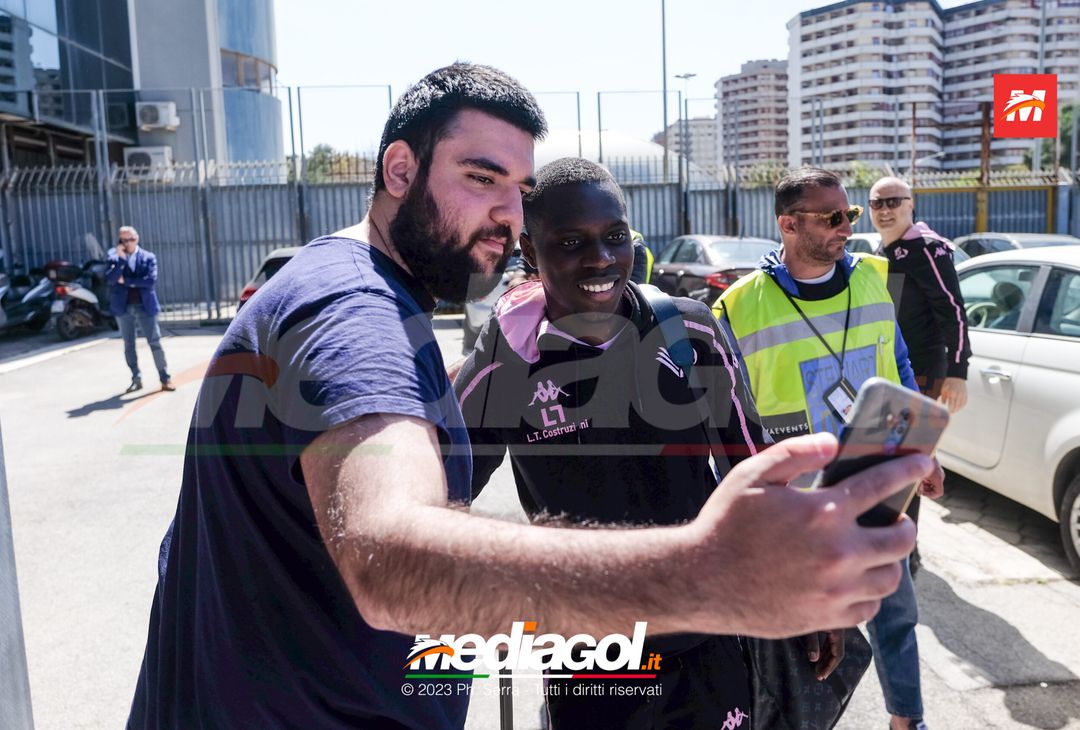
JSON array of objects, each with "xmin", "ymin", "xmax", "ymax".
[{"xmin": 980, "ymin": 367, "xmax": 1013, "ymax": 381}]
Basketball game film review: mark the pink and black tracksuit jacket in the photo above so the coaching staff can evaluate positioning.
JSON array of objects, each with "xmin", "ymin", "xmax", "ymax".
[{"xmin": 883, "ymin": 223, "xmax": 972, "ymax": 384}]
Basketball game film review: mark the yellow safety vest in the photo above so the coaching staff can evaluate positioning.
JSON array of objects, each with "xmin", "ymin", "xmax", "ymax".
[
  {"xmin": 631, "ymin": 229, "xmax": 654, "ymax": 284},
  {"xmin": 715, "ymin": 255, "xmax": 900, "ymax": 439}
]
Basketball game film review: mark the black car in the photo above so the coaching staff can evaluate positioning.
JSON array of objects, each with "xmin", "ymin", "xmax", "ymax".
[
  {"xmin": 651, "ymin": 235, "xmax": 777, "ymax": 302},
  {"xmin": 238, "ymin": 246, "xmax": 302, "ymax": 310}
]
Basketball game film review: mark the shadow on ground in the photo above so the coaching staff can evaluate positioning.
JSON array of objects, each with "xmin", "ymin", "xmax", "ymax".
[
  {"xmin": 938, "ymin": 470, "xmax": 1077, "ymax": 580},
  {"xmin": 919, "ymin": 569, "xmax": 1080, "ymax": 729},
  {"xmin": 66, "ymin": 388, "xmax": 161, "ymax": 418}
]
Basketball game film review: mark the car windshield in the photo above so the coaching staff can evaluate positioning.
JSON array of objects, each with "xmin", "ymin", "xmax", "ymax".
[
  {"xmin": 707, "ymin": 240, "xmax": 776, "ymax": 263},
  {"xmin": 252, "ymin": 257, "xmax": 292, "ymax": 286}
]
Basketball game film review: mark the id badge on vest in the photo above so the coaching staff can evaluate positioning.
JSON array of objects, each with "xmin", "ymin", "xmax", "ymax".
[{"xmin": 824, "ymin": 377, "xmax": 857, "ymax": 424}]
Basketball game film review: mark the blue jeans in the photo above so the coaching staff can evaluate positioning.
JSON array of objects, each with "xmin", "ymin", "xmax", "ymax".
[
  {"xmin": 116, "ymin": 303, "xmax": 170, "ymax": 384},
  {"xmin": 867, "ymin": 557, "xmax": 923, "ymax": 719}
]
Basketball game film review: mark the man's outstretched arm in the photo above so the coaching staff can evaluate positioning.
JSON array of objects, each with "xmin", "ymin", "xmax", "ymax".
[{"xmin": 303, "ymin": 416, "xmax": 927, "ymax": 639}]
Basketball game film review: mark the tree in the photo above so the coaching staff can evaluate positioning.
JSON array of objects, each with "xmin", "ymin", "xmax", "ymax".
[
  {"xmin": 1022, "ymin": 104, "xmax": 1077, "ymax": 171},
  {"xmin": 304, "ymin": 144, "xmax": 336, "ymax": 183}
]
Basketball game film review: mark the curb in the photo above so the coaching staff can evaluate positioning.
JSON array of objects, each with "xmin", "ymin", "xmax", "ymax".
[{"xmin": 0, "ymin": 333, "xmax": 112, "ymax": 375}]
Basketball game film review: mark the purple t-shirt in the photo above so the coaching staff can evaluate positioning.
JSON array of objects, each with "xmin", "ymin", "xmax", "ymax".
[{"xmin": 128, "ymin": 237, "xmax": 472, "ymax": 729}]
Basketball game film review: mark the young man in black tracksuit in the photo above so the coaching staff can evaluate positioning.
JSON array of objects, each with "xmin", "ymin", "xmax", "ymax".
[{"xmin": 454, "ymin": 158, "xmax": 840, "ymax": 729}]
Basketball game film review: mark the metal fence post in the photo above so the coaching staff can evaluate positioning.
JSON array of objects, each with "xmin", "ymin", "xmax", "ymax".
[
  {"xmin": 295, "ymin": 87, "xmax": 309, "ymax": 244},
  {"xmin": 91, "ymin": 91, "xmax": 112, "ymax": 252},
  {"xmin": 96, "ymin": 91, "xmax": 115, "ymax": 245},
  {"xmin": 195, "ymin": 90, "xmax": 220, "ymax": 319},
  {"xmin": 0, "ymin": 420, "xmax": 35, "ymax": 730},
  {"xmin": 0, "ymin": 124, "xmax": 13, "ymax": 274}
]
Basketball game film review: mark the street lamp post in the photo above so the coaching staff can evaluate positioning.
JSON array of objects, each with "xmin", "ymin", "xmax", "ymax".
[
  {"xmin": 675, "ymin": 73, "xmax": 696, "ymax": 235},
  {"xmin": 913, "ymin": 149, "xmax": 946, "ymax": 188},
  {"xmin": 661, "ymin": 0, "xmax": 669, "ymax": 178}
]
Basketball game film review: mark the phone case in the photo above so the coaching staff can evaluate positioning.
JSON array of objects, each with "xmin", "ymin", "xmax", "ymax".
[{"xmin": 812, "ymin": 377, "xmax": 950, "ymax": 527}]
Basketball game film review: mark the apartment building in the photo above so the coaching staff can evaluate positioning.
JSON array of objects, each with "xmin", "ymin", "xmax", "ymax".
[
  {"xmin": 655, "ymin": 116, "xmax": 722, "ymax": 176},
  {"xmin": 786, "ymin": 0, "xmax": 1079, "ymax": 172},
  {"xmin": 716, "ymin": 59, "xmax": 788, "ymax": 173},
  {"xmin": 787, "ymin": 0, "xmax": 945, "ymax": 171},
  {"xmin": 941, "ymin": 0, "xmax": 1079, "ymax": 170}
]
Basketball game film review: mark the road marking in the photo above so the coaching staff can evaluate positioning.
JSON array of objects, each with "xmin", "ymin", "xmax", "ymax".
[{"xmin": 0, "ymin": 334, "xmax": 112, "ymax": 375}]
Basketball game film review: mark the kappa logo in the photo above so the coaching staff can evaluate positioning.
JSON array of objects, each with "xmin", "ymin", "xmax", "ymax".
[
  {"xmin": 993, "ymin": 74, "xmax": 1057, "ymax": 138},
  {"xmin": 655, "ymin": 346, "xmax": 685, "ymax": 378},
  {"xmin": 528, "ymin": 379, "xmax": 569, "ymax": 406}
]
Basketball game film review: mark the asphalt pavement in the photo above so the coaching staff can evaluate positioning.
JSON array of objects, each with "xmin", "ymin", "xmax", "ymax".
[{"xmin": 0, "ymin": 318, "xmax": 1077, "ymax": 729}]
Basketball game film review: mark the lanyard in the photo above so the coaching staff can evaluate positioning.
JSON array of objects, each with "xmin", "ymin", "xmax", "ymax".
[{"xmin": 779, "ymin": 280, "xmax": 852, "ymax": 371}]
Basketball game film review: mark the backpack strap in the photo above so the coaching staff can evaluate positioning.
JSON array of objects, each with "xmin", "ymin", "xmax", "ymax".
[{"xmin": 637, "ymin": 285, "xmax": 734, "ymax": 480}]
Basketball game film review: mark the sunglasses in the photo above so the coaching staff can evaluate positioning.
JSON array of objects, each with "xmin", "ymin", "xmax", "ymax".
[
  {"xmin": 118, "ymin": 237, "xmax": 137, "ymax": 243},
  {"xmin": 789, "ymin": 205, "xmax": 863, "ymax": 228},
  {"xmin": 868, "ymin": 196, "xmax": 911, "ymax": 210}
]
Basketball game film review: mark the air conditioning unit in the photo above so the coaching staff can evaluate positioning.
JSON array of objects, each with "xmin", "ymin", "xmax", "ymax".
[
  {"xmin": 136, "ymin": 101, "xmax": 180, "ymax": 131},
  {"xmin": 123, "ymin": 145, "xmax": 175, "ymax": 182}
]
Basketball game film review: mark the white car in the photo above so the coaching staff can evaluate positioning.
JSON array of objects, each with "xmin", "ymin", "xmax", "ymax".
[
  {"xmin": 937, "ymin": 246, "xmax": 1080, "ymax": 572},
  {"xmin": 846, "ymin": 231, "xmax": 970, "ymax": 263}
]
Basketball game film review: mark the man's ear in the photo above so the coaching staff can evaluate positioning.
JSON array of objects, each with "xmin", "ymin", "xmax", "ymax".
[
  {"xmin": 381, "ymin": 140, "xmax": 419, "ymax": 199},
  {"xmin": 777, "ymin": 214, "xmax": 798, "ymax": 238},
  {"xmin": 520, "ymin": 231, "xmax": 538, "ymax": 269}
]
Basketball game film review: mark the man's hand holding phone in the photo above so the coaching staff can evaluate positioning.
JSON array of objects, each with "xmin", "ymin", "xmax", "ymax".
[
  {"xmin": 811, "ymin": 378, "xmax": 950, "ymax": 526},
  {"xmin": 691, "ymin": 433, "xmax": 931, "ymax": 638}
]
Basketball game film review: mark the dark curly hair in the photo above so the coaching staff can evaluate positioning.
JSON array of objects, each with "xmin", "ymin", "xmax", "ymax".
[
  {"xmin": 523, "ymin": 157, "xmax": 624, "ymax": 234},
  {"xmin": 372, "ymin": 62, "xmax": 547, "ymax": 193},
  {"xmin": 774, "ymin": 167, "xmax": 843, "ymax": 217}
]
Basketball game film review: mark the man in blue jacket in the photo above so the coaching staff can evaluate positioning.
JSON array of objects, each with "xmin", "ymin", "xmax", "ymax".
[{"xmin": 106, "ymin": 226, "xmax": 173, "ymax": 392}]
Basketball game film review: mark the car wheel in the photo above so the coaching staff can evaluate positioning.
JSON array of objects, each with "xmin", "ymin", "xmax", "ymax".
[{"xmin": 1061, "ymin": 475, "xmax": 1080, "ymax": 575}]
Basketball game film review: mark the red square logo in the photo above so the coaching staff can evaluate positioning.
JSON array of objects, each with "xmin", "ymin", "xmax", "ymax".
[{"xmin": 993, "ymin": 74, "xmax": 1057, "ymax": 138}]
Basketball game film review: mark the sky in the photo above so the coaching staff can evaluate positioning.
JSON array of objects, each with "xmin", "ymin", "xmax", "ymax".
[{"xmin": 272, "ymin": 0, "xmax": 971, "ymax": 157}]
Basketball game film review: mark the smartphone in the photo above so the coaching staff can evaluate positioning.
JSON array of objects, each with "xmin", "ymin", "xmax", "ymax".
[{"xmin": 811, "ymin": 377, "xmax": 950, "ymax": 527}]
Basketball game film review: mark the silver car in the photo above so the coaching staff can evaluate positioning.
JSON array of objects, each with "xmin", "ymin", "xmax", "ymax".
[{"xmin": 937, "ymin": 245, "xmax": 1080, "ymax": 572}]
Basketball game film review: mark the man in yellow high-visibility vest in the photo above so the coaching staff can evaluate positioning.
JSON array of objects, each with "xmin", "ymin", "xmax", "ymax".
[{"xmin": 714, "ymin": 167, "xmax": 943, "ymax": 730}]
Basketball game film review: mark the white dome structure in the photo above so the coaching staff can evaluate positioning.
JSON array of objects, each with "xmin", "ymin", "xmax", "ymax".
[{"xmin": 535, "ymin": 128, "xmax": 723, "ymax": 186}]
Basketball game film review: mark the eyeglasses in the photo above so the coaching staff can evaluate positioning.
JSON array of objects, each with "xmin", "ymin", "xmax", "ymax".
[
  {"xmin": 118, "ymin": 237, "xmax": 137, "ymax": 243},
  {"xmin": 789, "ymin": 205, "xmax": 863, "ymax": 228},
  {"xmin": 868, "ymin": 196, "xmax": 911, "ymax": 210}
]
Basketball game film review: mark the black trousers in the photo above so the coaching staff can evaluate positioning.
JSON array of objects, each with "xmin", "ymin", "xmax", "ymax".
[{"xmin": 908, "ymin": 353, "xmax": 948, "ymax": 526}]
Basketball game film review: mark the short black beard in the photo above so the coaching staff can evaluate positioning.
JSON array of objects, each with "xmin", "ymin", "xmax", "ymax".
[{"xmin": 389, "ymin": 175, "xmax": 512, "ymax": 303}]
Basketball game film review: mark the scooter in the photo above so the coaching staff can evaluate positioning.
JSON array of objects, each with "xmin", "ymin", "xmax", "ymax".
[
  {"xmin": 0, "ymin": 264, "xmax": 54, "ymax": 335},
  {"xmin": 45, "ymin": 259, "xmax": 117, "ymax": 340}
]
